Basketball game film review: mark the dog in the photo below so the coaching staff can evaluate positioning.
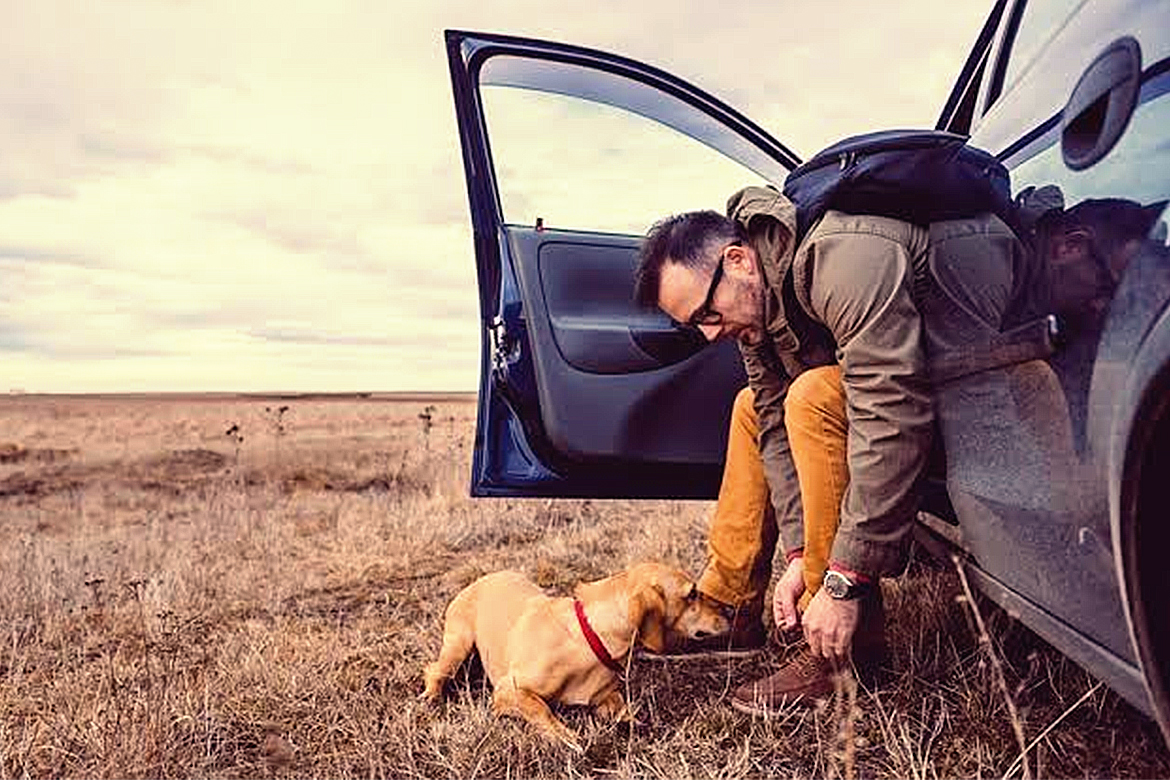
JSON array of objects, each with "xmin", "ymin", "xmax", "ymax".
[{"xmin": 422, "ymin": 562, "xmax": 729, "ymax": 750}]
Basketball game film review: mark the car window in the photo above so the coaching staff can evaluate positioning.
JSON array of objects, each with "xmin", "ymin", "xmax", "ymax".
[
  {"xmin": 992, "ymin": 0, "xmax": 1085, "ymax": 104},
  {"xmin": 480, "ymin": 86, "xmax": 767, "ymax": 235},
  {"xmin": 1010, "ymin": 96, "xmax": 1169, "ymax": 215}
]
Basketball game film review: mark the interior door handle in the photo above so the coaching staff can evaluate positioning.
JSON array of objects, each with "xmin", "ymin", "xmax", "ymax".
[{"xmin": 1062, "ymin": 37, "xmax": 1141, "ymax": 171}]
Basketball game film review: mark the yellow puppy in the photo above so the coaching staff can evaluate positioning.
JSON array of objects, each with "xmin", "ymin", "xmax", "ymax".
[{"xmin": 422, "ymin": 562, "xmax": 729, "ymax": 750}]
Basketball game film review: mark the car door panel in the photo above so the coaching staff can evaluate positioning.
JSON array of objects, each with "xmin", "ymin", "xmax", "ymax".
[
  {"xmin": 941, "ymin": 0, "xmax": 1170, "ymax": 712},
  {"xmin": 533, "ymin": 237, "xmax": 702, "ymax": 375},
  {"xmin": 505, "ymin": 225, "xmax": 747, "ymax": 464}
]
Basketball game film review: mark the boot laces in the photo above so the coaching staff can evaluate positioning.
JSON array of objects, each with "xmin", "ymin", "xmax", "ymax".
[{"xmin": 790, "ymin": 646, "xmax": 831, "ymax": 679}]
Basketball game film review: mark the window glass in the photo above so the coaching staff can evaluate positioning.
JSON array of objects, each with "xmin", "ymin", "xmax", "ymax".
[
  {"xmin": 480, "ymin": 86, "xmax": 765, "ymax": 235},
  {"xmin": 1010, "ymin": 97, "xmax": 1170, "ymax": 208},
  {"xmin": 1000, "ymin": 0, "xmax": 1084, "ymax": 94}
]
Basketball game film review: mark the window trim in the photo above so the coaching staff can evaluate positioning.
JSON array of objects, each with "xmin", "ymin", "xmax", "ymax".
[
  {"xmin": 983, "ymin": 0, "xmax": 1030, "ymax": 111},
  {"xmin": 937, "ymin": 0, "xmax": 1010, "ymax": 134}
]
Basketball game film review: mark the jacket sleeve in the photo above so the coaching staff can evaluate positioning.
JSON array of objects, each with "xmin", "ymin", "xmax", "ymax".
[
  {"xmin": 738, "ymin": 341, "xmax": 805, "ymax": 556},
  {"xmin": 803, "ymin": 233, "xmax": 934, "ymax": 578}
]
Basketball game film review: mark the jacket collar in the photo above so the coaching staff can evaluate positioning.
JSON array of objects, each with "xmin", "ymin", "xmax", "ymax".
[{"xmin": 725, "ymin": 186, "xmax": 801, "ymax": 353}]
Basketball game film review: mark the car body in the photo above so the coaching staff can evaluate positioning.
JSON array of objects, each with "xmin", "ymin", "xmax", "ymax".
[{"xmin": 444, "ymin": 0, "xmax": 1170, "ymax": 743}]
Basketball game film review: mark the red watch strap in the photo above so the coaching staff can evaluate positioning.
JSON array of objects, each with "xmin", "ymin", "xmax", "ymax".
[{"xmin": 829, "ymin": 561, "xmax": 873, "ymax": 585}]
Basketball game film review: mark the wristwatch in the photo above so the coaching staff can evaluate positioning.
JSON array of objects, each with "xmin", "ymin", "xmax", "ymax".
[{"xmin": 822, "ymin": 569, "xmax": 874, "ymax": 600}]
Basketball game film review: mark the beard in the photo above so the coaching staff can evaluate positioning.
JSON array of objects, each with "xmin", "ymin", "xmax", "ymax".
[{"xmin": 731, "ymin": 275, "xmax": 766, "ymax": 345}]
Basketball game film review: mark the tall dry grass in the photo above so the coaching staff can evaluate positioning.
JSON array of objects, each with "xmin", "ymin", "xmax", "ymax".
[{"xmin": 0, "ymin": 394, "xmax": 1167, "ymax": 778}]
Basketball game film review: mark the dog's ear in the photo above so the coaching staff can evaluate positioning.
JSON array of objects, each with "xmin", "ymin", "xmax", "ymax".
[{"xmin": 628, "ymin": 583, "xmax": 668, "ymax": 653}]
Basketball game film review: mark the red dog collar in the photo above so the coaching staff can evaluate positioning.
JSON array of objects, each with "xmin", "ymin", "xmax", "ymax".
[{"xmin": 573, "ymin": 599, "xmax": 623, "ymax": 673}]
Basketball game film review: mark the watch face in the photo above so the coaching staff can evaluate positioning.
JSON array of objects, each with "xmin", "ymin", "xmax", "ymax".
[{"xmin": 823, "ymin": 570, "xmax": 850, "ymax": 599}]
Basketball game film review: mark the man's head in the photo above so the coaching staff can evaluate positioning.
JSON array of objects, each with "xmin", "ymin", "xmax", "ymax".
[
  {"xmin": 635, "ymin": 211, "xmax": 766, "ymax": 345},
  {"xmin": 1036, "ymin": 198, "xmax": 1166, "ymax": 316}
]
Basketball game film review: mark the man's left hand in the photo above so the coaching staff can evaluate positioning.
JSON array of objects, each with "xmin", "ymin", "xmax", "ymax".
[
  {"xmin": 802, "ymin": 588, "xmax": 860, "ymax": 660},
  {"xmin": 773, "ymin": 556, "xmax": 805, "ymax": 631}
]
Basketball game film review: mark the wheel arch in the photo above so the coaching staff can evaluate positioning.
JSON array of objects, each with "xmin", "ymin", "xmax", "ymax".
[{"xmin": 1112, "ymin": 307, "xmax": 1170, "ymax": 743}]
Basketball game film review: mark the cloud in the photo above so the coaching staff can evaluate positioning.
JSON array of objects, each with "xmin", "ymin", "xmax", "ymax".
[
  {"xmin": 0, "ymin": 245, "xmax": 105, "ymax": 267},
  {"xmin": 248, "ymin": 327, "xmax": 425, "ymax": 348},
  {"xmin": 213, "ymin": 209, "xmax": 368, "ymax": 260},
  {"xmin": 0, "ymin": 0, "xmax": 992, "ymax": 392},
  {"xmin": 183, "ymin": 144, "xmax": 317, "ymax": 177},
  {"xmin": 0, "ymin": 324, "xmax": 169, "ymax": 360}
]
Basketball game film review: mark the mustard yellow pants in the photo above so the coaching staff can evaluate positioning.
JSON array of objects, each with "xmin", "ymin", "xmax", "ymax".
[{"xmin": 697, "ymin": 366, "xmax": 848, "ymax": 612}]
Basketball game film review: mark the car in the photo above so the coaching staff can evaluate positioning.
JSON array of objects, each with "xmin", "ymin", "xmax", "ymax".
[{"xmin": 443, "ymin": 0, "xmax": 1170, "ymax": 744}]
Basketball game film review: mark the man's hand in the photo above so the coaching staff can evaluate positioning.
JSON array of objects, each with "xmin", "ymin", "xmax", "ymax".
[
  {"xmin": 802, "ymin": 588, "xmax": 860, "ymax": 660},
  {"xmin": 773, "ymin": 556, "xmax": 805, "ymax": 631}
]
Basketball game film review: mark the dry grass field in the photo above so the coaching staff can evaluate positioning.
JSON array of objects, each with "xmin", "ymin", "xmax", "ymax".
[{"xmin": 1, "ymin": 393, "xmax": 1168, "ymax": 778}]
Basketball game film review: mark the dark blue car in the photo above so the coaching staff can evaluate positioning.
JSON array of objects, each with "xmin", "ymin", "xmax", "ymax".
[{"xmin": 445, "ymin": 0, "xmax": 1170, "ymax": 744}]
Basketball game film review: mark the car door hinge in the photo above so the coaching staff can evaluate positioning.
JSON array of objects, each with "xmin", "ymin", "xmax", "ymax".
[{"xmin": 490, "ymin": 315, "xmax": 514, "ymax": 377}]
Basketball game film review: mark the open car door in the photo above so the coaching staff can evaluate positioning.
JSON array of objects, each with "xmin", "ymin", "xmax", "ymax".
[{"xmin": 445, "ymin": 30, "xmax": 800, "ymax": 497}]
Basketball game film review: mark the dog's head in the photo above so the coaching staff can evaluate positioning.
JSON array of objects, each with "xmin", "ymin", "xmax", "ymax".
[{"xmin": 622, "ymin": 563, "xmax": 730, "ymax": 653}]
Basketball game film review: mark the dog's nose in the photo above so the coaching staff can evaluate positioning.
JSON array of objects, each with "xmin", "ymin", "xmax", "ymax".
[{"xmin": 693, "ymin": 630, "xmax": 713, "ymax": 639}]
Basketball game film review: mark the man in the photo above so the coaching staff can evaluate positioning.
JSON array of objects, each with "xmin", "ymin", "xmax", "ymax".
[{"xmin": 634, "ymin": 185, "xmax": 1026, "ymax": 714}]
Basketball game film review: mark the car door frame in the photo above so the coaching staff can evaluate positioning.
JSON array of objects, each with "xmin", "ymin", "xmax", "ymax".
[{"xmin": 446, "ymin": 29, "xmax": 801, "ymax": 498}]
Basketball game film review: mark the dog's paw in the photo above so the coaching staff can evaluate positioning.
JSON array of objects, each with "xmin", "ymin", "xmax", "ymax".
[{"xmin": 420, "ymin": 679, "xmax": 445, "ymax": 703}]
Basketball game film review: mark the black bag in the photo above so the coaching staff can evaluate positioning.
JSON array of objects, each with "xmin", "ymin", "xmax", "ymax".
[{"xmin": 783, "ymin": 130, "xmax": 1015, "ymax": 241}]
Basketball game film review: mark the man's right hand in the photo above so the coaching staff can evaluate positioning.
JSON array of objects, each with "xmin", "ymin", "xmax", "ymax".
[{"xmin": 773, "ymin": 556, "xmax": 805, "ymax": 631}]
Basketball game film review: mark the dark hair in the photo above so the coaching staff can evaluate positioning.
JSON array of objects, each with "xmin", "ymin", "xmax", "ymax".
[
  {"xmin": 634, "ymin": 211, "xmax": 742, "ymax": 308},
  {"xmin": 1035, "ymin": 198, "xmax": 1166, "ymax": 272},
  {"xmin": 1064, "ymin": 198, "xmax": 1166, "ymax": 257}
]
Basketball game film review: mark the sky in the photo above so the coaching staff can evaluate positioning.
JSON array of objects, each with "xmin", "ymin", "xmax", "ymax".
[{"xmin": 1, "ymin": 0, "xmax": 992, "ymax": 393}]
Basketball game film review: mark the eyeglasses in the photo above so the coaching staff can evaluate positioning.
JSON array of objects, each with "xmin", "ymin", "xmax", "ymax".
[{"xmin": 684, "ymin": 242, "xmax": 738, "ymax": 328}]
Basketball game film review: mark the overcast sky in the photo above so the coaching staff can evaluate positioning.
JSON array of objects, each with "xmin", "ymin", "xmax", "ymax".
[{"xmin": 2, "ymin": 0, "xmax": 991, "ymax": 393}]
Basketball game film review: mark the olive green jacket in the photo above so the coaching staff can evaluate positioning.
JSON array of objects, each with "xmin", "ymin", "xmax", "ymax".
[{"xmin": 727, "ymin": 185, "xmax": 935, "ymax": 579}]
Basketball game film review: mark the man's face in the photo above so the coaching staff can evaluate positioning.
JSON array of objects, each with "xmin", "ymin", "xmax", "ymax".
[
  {"xmin": 1046, "ymin": 226, "xmax": 1113, "ymax": 315},
  {"xmin": 657, "ymin": 242, "xmax": 766, "ymax": 345}
]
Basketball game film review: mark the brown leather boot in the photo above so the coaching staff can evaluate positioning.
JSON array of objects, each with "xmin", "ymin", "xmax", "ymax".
[
  {"xmin": 730, "ymin": 593, "xmax": 889, "ymax": 715},
  {"xmin": 639, "ymin": 595, "xmax": 766, "ymax": 660},
  {"xmin": 730, "ymin": 645, "xmax": 839, "ymax": 714}
]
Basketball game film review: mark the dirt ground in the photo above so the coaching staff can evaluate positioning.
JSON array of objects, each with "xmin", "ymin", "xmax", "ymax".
[{"xmin": 1, "ymin": 393, "xmax": 1167, "ymax": 778}]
